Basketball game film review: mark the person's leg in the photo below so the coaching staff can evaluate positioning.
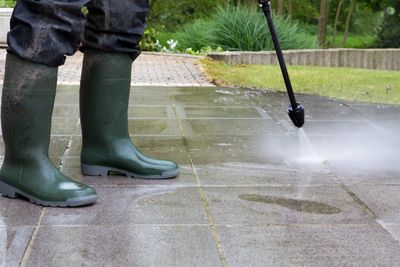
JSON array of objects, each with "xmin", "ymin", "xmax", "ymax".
[
  {"xmin": 79, "ymin": 0, "xmax": 179, "ymax": 179},
  {"xmin": 8, "ymin": 0, "xmax": 89, "ymax": 66},
  {"xmin": 0, "ymin": 0, "xmax": 97, "ymax": 206}
]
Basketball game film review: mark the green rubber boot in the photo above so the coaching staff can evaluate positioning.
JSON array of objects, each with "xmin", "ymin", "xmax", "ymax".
[
  {"xmin": 0, "ymin": 53, "xmax": 97, "ymax": 207},
  {"xmin": 80, "ymin": 49, "xmax": 179, "ymax": 179}
]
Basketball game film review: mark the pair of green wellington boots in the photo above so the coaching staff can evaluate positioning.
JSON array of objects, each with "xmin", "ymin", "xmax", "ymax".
[{"xmin": 0, "ymin": 50, "xmax": 179, "ymax": 207}]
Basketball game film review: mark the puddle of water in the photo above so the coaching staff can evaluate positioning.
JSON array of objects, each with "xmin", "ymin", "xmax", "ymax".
[{"xmin": 239, "ymin": 194, "xmax": 341, "ymax": 215}]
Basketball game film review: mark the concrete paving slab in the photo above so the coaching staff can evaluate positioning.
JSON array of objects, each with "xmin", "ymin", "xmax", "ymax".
[
  {"xmin": 127, "ymin": 119, "xmax": 180, "ymax": 136},
  {"xmin": 172, "ymin": 88, "xmax": 260, "ymax": 107},
  {"xmin": 374, "ymin": 120, "xmax": 400, "ymax": 134},
  {"xmin": 42, "ymin": 186, "xmax": 207, "ymax": 226},
  {"xmin": 218, "ymin": 224, "xmax": 400, "ymax": 267},
  {"xmin": 195, "ymin": 164, "xmax": 334, "ymax": 186},
  {"xmin": 381, "ymin": 224, "xmax": 400, "ymax": 241},
  {"xmin": 131, "ymin": 86, "xmax": 179, "ymax": 96},
  {"xmin": 307, "ymin": 133, "xmax": 400, "ymax": 184},
  {"xmin": 25, "ymin": 225, "xmax": 221, "ymax": 267},
  {"xmin": 185, "ymin": 135, "xmax": 329, "ymax": 174},
  {"xmin": 204, "ymin": 185, "xmax": 372, "ymax": 225},
  {"xmin": 326, "ymin": 156, "xmax": 400, "ymax": 185},
  {"xmin": 0, "ymin": 226, "xmax": 36, "ymax": 267},
  {"xmin": 1, "ymin": 83, "xmax": 400, "ymax": 265},
  {"xmin": 52, "ymin": 105, "xmax": 79, "ymax": 118},
  {"xmin": 302, "ymin": 103, "xmax": 363, "ymax": 121},
  {"xmin": 258, "ymin": 94, "xmax": 365, "ymax": 121},
  {"xmin": 182, "ymin": 106, "xmax": 265, "ymax": 119},
  {"xmin": 128, "ymin": 106, "xmax": 171, "ymax": 119},
  {"xmin": 345, "ymin": 184, "xmax": 400, "ymax": 224},
  {"xmin": 53, "ymin": 92, "xmax": 79, "ymax": 105},
  {"xmin": 50, "ymin": 118, "xmax": 79, "ymax": 135},
  {"xmin": 130, "ymin": 94, "xmax": 174, "ymax": 106},
  {"xmin": 182, "ymin": 119, "xmax": 286, "ymax": 136},
  {"xmin": 302, "ymin": 120, "xmax": 384, "ymax": 136},
  {"xmin": 53, "ymin": 85, "xmax": 78, "ymax": 93},
  {"xmin": 186, "ymin": 135, "xmax": 287, "ymax": 166},
  {"xmin": 0, "ymin": 198, "xmax": 42, "ymax": 226}
]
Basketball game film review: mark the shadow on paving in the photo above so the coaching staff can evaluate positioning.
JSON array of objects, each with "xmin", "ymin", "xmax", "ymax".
[{"xmin": 1, "ymin": 86, "xmax": 400, "ymax": 266}]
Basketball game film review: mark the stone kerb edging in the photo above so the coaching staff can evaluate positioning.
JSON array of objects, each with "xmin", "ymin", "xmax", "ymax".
[{"xmin": 207, "ymin": 49, "xmax": 400, "ymax": 71}]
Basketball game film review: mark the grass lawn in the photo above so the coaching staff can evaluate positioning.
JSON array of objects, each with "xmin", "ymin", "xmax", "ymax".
[{"xmin": 202, "ymin": 59, "xmax": 400, "ymax": 105}]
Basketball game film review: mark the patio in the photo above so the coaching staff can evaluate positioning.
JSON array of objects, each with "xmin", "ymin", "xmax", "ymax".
[{"xmin": 1, "ymin": 52, "xmax": 400, "ymax": 266}]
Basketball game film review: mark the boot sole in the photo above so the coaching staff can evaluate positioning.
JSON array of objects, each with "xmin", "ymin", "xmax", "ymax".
[
  {"xmin": 0, "ymin": 181, "xmax": 97, "ymax": 207},
  {"xmin": 81, "ymin": 164, "xmax": 179, "ymax": 179}
]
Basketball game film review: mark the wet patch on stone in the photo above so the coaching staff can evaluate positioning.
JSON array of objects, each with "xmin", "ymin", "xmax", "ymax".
[{"xmin": 239, "ymin": 194, "xmax": 342, "ymax": 215}]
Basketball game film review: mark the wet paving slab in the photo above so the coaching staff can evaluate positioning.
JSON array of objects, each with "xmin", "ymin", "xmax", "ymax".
[
  {"xmin": 182, "ymin": 119, "xmax": 285, "ymax": 136},
  {"xmin": 218, "ymin": 224, "xmax": 400, "ymax": 267},
  {"xmin": 204, "ymin": 185, "xmax": 372, "ymax": 225},
  {"xmin": 194, "ymin": 164, "xmax": 334, "ymax": 186},
  {"xmin": 23, "ymin": 225, "xmax": 222, "ymax": 267},
  {"xmin": 182, "ymin": 106, "xmax": 266, "ymax": 119},
  {"xmin": 0, "ymin": 226, "xmax": 36, "ymax": 267},
  {"xmin": 344, "ymin": 184, "xmax": 400, "ymax": 224},
  {"xmin": 41, "ymin": 186, "xmax": 208, "ymax": 226},
  {"xmin": 1, "ymin": 85, "xmax": 400, "ymax": 266}
]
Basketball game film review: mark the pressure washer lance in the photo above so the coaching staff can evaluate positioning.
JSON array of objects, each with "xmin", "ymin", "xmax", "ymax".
[{"xmin": 258, "ymin": 0, "xmax": 305, "ymax": 128}]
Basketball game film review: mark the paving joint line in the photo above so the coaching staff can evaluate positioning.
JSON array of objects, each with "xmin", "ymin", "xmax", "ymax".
[
  {"xmin": 58, "ymin": 119, "xmax": 80, "ymax": 171},
  {"xmin": 323, "ymin": 161, "xmax": 400, "ymax": 244},
  {"xmin": 172, "ymin": 99, "xmax": 228, "ymax": 267},
  {"xmin": 20, "ymin": 208, "xmax": 47, "ymax": 267},
  {"xmin": 376, "ymin": 220, "xmax": 400, "ymax": 242}
]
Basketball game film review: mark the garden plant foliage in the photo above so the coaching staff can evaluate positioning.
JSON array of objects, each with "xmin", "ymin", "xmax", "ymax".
[
  {"xmin": 178, "ymin": 5, "xmax": 317, "ymax": 52},
  {"xmin": 373, "ymin": 1, "xmax": 400, "ymax": 48}
]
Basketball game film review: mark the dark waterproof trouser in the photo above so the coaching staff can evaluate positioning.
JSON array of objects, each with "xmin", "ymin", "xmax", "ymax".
[{"xmin": 7, "ymin": 0, "xmax": 149, "ymax": 67}]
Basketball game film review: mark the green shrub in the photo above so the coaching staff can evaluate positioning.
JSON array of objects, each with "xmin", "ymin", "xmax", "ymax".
[
  {"xmin": 373, "ymin": 14, "xmax": 400, "ymax": 48},
  {"xmin": 176, "ymin": 19, "xmax": 214, "ymax": 51},
  {"xmin": 147, "ymin": 0, "xmax": 227, "ymax": 31},
  {"xmin": 140, "ymin": 28, "xmax": 162, "ymax": 51},
  {"xmin": 176, "ymin": 5, "xmax": 317, "ymax": 52}
]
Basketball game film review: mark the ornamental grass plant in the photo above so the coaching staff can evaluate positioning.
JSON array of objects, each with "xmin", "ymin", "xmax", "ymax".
[{"xmin": 177, "ymin": 5, "xmax": 317, "ymax": 52}]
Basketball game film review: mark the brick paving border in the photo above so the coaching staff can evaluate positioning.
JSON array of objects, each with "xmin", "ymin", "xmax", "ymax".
[{"xmin": 0, "ymin": 49, "xmax": 214, "ymax": 86}]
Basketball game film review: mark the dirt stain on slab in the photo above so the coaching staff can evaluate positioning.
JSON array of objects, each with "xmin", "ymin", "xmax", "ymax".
[{"xmin": 239, "ymin": 194, "xmax": 341, "ymax": 215}]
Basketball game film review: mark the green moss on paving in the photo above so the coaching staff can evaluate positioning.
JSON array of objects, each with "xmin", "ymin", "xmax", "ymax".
[{"xmin": 202, "ymin": 59, "xmax": 400, "ymax": 105}]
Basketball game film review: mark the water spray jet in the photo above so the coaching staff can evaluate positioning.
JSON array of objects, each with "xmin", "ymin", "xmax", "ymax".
[{"xmin": 258, "ymin": 0, "xmax": 305, "ymax": 128}]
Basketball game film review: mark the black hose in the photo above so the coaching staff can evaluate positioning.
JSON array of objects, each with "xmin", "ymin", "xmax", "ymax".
[
  {"xmin": 258, "ymin": 0, "xmax": 304, "ymax": 128},
  {"xmin": 258, "ymin": 0, "xmax": 297, "ymax": 108}
]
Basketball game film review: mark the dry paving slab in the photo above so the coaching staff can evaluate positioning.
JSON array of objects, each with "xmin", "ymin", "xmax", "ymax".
[{"xmin": 0, "ymin": 61, "xmax": 400, "ymax": 266}]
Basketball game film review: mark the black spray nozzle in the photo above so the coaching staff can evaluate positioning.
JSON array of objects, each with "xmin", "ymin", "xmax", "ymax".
[{"xmin": 288, "ymin": 103, "xmax": 305, "ymax": 128}]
